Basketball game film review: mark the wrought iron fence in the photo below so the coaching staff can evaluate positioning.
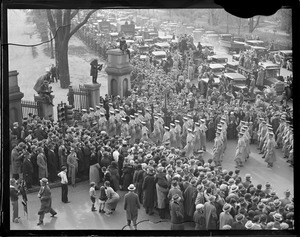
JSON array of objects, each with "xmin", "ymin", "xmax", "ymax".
[{"xmin": 21, "ymin": 100, "xmax": 40, "ymax": 118}]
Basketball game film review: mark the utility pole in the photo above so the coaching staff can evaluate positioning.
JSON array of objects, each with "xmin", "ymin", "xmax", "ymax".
[{"xmin": 50, "ymin": 31, "xmax": 54, "ymax": 59}]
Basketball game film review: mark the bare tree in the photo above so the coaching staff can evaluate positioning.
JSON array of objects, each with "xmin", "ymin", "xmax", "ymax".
[
  {"xmin": 248, "ymin": 16, "xmax": 261, "ymax": 33},
  {"xmin": 47, "ymin": 9, "xmax": 98, "ymax": 88}
]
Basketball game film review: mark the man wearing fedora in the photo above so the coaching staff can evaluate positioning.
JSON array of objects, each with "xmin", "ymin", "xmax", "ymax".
[
  {"xmin": 219, "ymin": 203, "xmax": 234, "ymax": 229},
  {"xmin": 170, "ymin": 194, "xmax": 184, "ymax": 230},
  {"xmin": 37, "ymin": 178, "xmax": 57, "ymax": 225},
  {"xmin": 232, "ymin": 213, "xmax": 246, "ymax": 229},
  {"xmin": 124, "ymin": 184, "xmax": 140, "ymax": 230}
]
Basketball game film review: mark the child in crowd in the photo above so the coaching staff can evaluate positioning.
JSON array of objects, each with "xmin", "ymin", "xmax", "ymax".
[
  {"xmin": 99, "ymin": 185, "xmax": 107, "ymax": 213},
  {"xmin": 89, "ymin": 182, "xmax": 97, "ymax": 212}
]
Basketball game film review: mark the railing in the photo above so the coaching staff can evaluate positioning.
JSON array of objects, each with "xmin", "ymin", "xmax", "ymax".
[{"xmin": 21, "ymin": 100, "xmax": 40, "ymax": 118}]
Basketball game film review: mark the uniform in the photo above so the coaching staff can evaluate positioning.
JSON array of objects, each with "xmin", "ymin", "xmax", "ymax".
[
  {"xmin": 98, "ymin": 115, "xmax": 108, "ymax": 132},
  {"xmin": 129, "ymin": 118, "xmax": 136, "ymax": 145},
  {"xmin": 212, "ymin": 134, "xmax": 223, "ymax": 166},
  {"xmin": 199, "ymin": 121, "xmax": 207, "ymax": 151},
  {"xmin": 169, "ymin": 126, "xmax": 177, "ymax": 148},
  {"xmin": 108, "ymin": 113, "xmax": 117, "ymax": 136},
  {"xmin": 185, "ymin": 131, "xmax": 194, "ymax": 158},
  {"xmin": 81, "ymin": 111, "xmax": 89, "ymax": 129},
  {"xmin": 175, "ymin": 122, "xmax": 182, "ymax": 149}
]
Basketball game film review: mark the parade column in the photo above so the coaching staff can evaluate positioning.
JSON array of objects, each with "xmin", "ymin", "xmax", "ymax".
[
  {"xmin": 105, "ymin": 49, "xmax": 133, "ymax": 98},
  {"xmin": 9, "ymin": 70, "xmax": 24, "ymax": 126},
  {"xmin": 84, "ymin": 83, "xmax": 101, "ymax": 108}
]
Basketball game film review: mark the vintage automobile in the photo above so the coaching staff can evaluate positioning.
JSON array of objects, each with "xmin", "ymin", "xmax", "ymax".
[
  {"xmin": 219, "ymin": 34, "xmax": 246, "ymax": 53},
  {"xmin": 251, "ymin": 46, "xmax": 268, "ymax": 58},
  {"xmin": 154, "ymin": 42, "xmax": 170, "ymax": 51},
  {"xmin": 203, "ymin": 33, "xmax": 219, "ymax": 42},
  {"xmin": 245, "ymin": 40, "xmax": 266, "ymax": 47},
  {"xmin": 224, "ymin": 73, "xmax": 247, "ymax": 92},
  {"xmin": 208, "ymin": 63, "xmax": 225, "ymax": 77},
  {"xmin": 207, "ymin": 55, "xmax": 229, "ymax": 66},
  {"xmin": 278, "ymin": 50, "xmax": 292, "ymax": 69},
  {"xmin": 135, "ymin": 44, "xmax": 150, "ymax": 54},
  {"xmin": 201, "ymin": 43, "xmax": 215, "ymax": 56},
  {"xmin": 232, "ymin": 54, "xmax": 240, "ymax": 61},
  {"xmin": 200, "ymin": 77, "xmax": 220, "ymax": 88},
  {"xmin": 151, "ymin": 51, "xmax": 167, "ymax": 63},
  {"xmin": 238, "ymin": 62, "xmax": 285, "ymax": 95},
  {"xmin": 109, "ymin": 32, "xmax": 119, "ymax": 42},
  {"xmin": 226, "ymin": 61, "xmax": 239, "ymax": 72}
]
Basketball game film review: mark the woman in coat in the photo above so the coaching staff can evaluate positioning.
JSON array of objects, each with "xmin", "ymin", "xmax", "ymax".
[
  {"xmin": 89, "ymin": 147, "xmax": 100, "ymax": 187},
  {"xmin": 37, "ymin": 147, "xmax": 48, "ymax": 179},
  {"xmin": 67, "ymin": 147, "xmax": 78, "ymax": 187},
  {"xmin": 204, "ymin": 195, "xmax": 218, "ymax": 230},
  {"xmin": 155, "ymin": 167, "xmax": 169, "ymax": 219},
  {"xmin": 193, "ymin": 204, "xmax": 206, "ymax": 230},
  {"xmin": 104, "ymin": 181, "xmax": 120, "ymax": 215},
  {"xmin": 142, "ymin": 167, "xmax": 156, "ymax": 215},
  {"xmin": 108, "ymin": 161, "xmax": 120, "ymax": 191}
]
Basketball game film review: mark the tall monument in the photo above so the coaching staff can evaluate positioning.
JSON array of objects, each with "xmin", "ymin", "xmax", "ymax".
[
  {"xmin": 9, "ymin": 70, "xmax": 24, "ymax": 126},
  {"xmin": 105, "ymin": 49, "xmax": 133, "ymax": 98}
]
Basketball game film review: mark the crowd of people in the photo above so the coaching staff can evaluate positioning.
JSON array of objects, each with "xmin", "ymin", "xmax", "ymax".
[{"xmin": 10, "ymin": 30, "xmax": 294, "ymax": 230}]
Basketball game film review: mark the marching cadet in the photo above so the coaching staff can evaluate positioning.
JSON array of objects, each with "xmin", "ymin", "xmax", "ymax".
[
  {"xmin": 119, "ymin": 106, "xmax": 127, "ymax": 118},
  {"xmin": 135, "ymin": 113, "xmax": 143, "ymax": 143},
  {"xmin": 121, "ymin": 117, "xmax": 129, "ymax": 138},
  {"xmin": 138, "ymin": 110, "xmax": 145, "ymax": 122},
  {"xmin": 89, "ymin": 108, "xmax": 95, "ymax": 125},
  {"xmin": 162, "ymin": 126, "xmax": 171, "ymax": 145},
  {"xmin": 90, "ymin": 121, "xmax": 98, "ymax": 133},
  {"xmin": 261, "ymin": 126, "xmax": 273, "ymax": 158},
  {"xmin": 108, "ymin": 110, "xmax": 117, "ymax": 137},
  {"xmin": 129, "ymin": 115, "xmax": 136, "ymax": 145},
  {"xmin": 217, "ymin": 125, "xmax": 226, "ymax": 163},
  {"xmin": 94, "ymin": 106, "xmax": 101, "ymax": 123},
  {"xmin": 185, "ymin": 128, "xmax": 194, "ymax": 158},
  {"xmin": 181, "ymin": 117, "xmax": 188, "ymax": 147},
  {"xmin": 81, "ymin": 109, "xmax": 89, "ymax": 129},
  {"xmin": 152, "ymin": 115, "xmax": 162, "ymax": 145},
  {"xmin": 234, "ymin": 131, "xmax": 246, "ymax": 168},
  {"xmin": 275, "ymin": 116, "xmax": 286, "ymax": 148},
  {"xmin": 241, "ymin": 126, "xmax": 250, "ymax": 162},
  {"xmin": 144, "ymin": 108, "xmax": 152, "ymax": 132},
  {"xmin": 258, "ymin": 121, "xmax": 268, "ymax": 153},
  {"xmin": 248, "ymin": 121, "xmax": 254, "ymax": 144},
  {"xmin": 193, "ymin": 122, "xmax": 201, "ymax": 153},
  {"xmin": 187, "ymin": 114, "xmax": 194, "ymax": 129},
  {"xmin": 115, "ymin": 109, "xmax": 122, "ymax": 136},
  {"xmin": 282, "ymin": 125, "xmax": 292, "ymax": 159},
  {"xmin": 108, "ymin": 102, "xmax": 115, "ymax": 114},
  {"xmin": 99, "ymin": 103, "xmax": 107, "ymax": 116},
  {"xmin": 98, "ymin": 112, "xmax": 107, "ymax": 132},
  {"xmin": 140, "ymin": 121, "xmax": 149, "ymax": 143},
  {"xmin": 157, "ymin": 113, "xmax": 165, "ymax": 142},
  {"xmin": 212, "ymin": 129, "xmax": 223, "ymax": 166},
  {"xmin": 175, "ymin": 120, "xmax": 182, "ymax": 149},
  {"xmin": 199, "ymin": 119, "xmax": 207, "ymax": 152},
  {"xmin": 264, "ymin": 132, "xmax": 277, "ymax": 168},
  {"xmin": 169, "ymin": 123, "xmax": 177, "ymax": 148},
  {"xmin": 220, "ymin": 117, "xmax": 227, "ymax": 151}
]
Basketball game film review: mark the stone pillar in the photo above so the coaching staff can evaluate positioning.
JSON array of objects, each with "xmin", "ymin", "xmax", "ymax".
[
  {"xmin": 84, "ymin": 83, "xmax": 101, "ymax": 109},
  {"xmin": 34, "ymin": 95, "xmax": 55, "ymax": 120},
  {"xmin": 105, "ymin": 49, "xmax": 133, "ymax": 98},
  {"xmin": 9, "ymin": 71, "xmax": 24, "ymax": 127}
]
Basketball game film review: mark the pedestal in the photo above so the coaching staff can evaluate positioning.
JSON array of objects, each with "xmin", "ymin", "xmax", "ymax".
[
  {"xmin": 9, "ymin": 70, "xmax": 24, "ymax": 126},
  {"xmin": 84, "ymin": 83, "xmax": 101, "ymax": 109},
  {"xmin": 105, "ymin": 49, "xmax": 133, "ymax": 98},
  {"xmin": 34, "ymin": 95, "xmax": 55, "ymax": 120}
]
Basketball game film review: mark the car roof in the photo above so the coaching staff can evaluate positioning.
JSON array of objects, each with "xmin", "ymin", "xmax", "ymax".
[
  {"xmin": 152, "ymin": 51, "xmax": 166, "ymax": 56},
  {"xmin": 259, "ymin": 62, "xmax": 280, "ymax": 68},
  {"xmin": 279, "ymin": 50, "xmax": 292, "ymax": 54},
  {"xmin": 211, "ymin": 55, "xmax": 228, "ymax": 59},
  {"xmin": 155, "ymin": 42, "xmax": 170, "ymax": 47},
  {"xmin": 110, "ymin": 32, "xmax": 119, "ymax": 36},
  {"xmin": 246, "ymin": 40, "xmax": 264, "ymax": 43},
  {"xmin": 209, "ymin": 64, "xmax": 225, "ymax": 68},
  {"xmin": 138, "ymin": 45, "xmax": 149, "ymax": 48},
  {"xmin": 227, "ymin": 61, "xmax": 239, "ymax": 65},
  {"xmin": 224, "ymin": 73, "xmax": 246, "ymax": 79},
  {"xmin": 251, "ymin": 46, "xmax": 266, "ymax": 49},
  {"xmin": 206, "ymin": 34, "xmax": 219, "ymax": 37}
]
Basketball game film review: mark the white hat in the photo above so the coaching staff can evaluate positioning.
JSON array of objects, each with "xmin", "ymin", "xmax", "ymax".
[
  {"xmin": 90, "ymin": 108, "xmax": 94, "ymax": 111},
  {"xmin": 128, "ymin": 184, "xmax": 136, "ymax": 191},
  {"xmin": 196, "ymin": 204, "xmax": 204, "ymax": 210}
]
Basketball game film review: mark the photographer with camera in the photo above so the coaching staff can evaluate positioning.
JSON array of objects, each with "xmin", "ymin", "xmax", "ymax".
[{"xmin": 10, "ymin": 178, "xmax": 21, "ymax": 223}]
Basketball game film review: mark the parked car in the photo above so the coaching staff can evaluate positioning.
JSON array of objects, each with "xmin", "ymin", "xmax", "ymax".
[
  {"xmin": 226, "ymin": 61, "xmax": 239, "ymax": 72},
  {"xmin": 208, "ymin": 63, "xmax": 225, "ymax": 77},
  {"xmin": 207, "ymin": 55, "xmax": 228, "ymax": 66}
]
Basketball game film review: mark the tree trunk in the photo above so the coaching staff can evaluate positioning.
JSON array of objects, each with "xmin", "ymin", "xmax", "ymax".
[{"xmin": 58, "ymin": 41, "xmax": 70, "ymax": 88}]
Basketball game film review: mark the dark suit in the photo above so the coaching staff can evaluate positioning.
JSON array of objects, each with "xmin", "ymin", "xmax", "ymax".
[
  {"xmin": 124, "ymin": 191, "xmax": 140, "ymax": 227},
  {"xmin": 47, "ymin": 150, "xmax": 58, "ymax": 182},
  {"xmin": 23, "ymin": 158, "xmax": 34, "ymax": 188}
]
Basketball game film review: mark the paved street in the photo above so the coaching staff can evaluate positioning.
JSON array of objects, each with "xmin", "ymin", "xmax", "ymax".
[{"xmin": 11, "ymin": 140, "xmax": 293, "ymax": 230}]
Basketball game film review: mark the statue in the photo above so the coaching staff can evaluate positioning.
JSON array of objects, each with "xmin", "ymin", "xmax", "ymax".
[
  {"xmin": 119, "ymin": 37, "xmax": 130, "ymax": 59},
  {"xmin": 33, "ymin": 71, "xmax": 54, "ymax": 106},
  {"xmin": 90, "ymin": 59, "xmax": 103, "ymax": 84}
]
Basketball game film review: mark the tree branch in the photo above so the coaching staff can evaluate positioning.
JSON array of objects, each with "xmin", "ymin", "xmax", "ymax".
[
  {"xmin": 70, "ymin": 10, "xmax": 79, "ymax": 20},
  {"xmin": 253, "ymin": 16, "xmax": 261, "ymax": 30},
  {"xmin": 46, "ymin": 10, "xmax": 56, "ymax": 36},
  {"xmin": 68, "ymin": 9, "xmax": 98, "ymax": 39}
]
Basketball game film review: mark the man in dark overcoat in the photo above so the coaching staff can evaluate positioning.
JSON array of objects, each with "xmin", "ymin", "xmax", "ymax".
[
  {"xmin": 142, "ymin": 167, "xmax": 156, "ymax": 215},
  {"xmin": 124, "ymin": 184, "xmax": 140, "ymax": 230}
]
